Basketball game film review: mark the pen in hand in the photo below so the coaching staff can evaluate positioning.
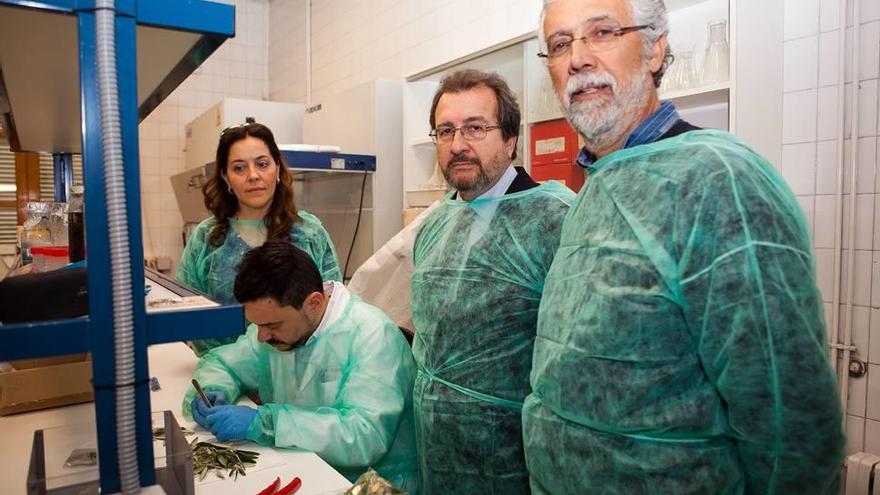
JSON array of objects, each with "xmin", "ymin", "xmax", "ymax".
[{"xmin": 192, "ymin": 379, "xmax": 213, "ymax": 408}]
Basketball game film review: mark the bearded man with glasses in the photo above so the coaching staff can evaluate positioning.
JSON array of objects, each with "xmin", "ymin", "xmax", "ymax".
[
  {"xmin": 410, "ymin": 69, "xmax": 575, "ymax": 494},
  {"xmin": 523, "ymin": 1, "xmax": 845, "ymax": 494}
]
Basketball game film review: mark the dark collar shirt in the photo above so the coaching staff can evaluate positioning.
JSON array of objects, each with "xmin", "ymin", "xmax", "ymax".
[{"xmin": 575, "ymin": 100, "xmax": 685, "ymax": 169}]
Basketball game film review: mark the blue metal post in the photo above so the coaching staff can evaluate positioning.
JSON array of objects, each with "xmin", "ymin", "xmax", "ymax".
[
  {"xmin": 52, "ymin": 153, "xmax": 73, "ymax": 202},
  {"xmin": 77, "ymin": 1, "xmax": 153, "ymax": 490}
]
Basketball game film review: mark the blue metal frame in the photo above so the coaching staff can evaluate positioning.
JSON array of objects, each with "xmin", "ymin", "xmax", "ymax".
[
  {"xmin": 0, "ymin": 319, "xmax": 89, "ymax": 360},
  {"xmin": 52, "ymin": 153, "xmax": 73, "ymax": 202},
  {"xmin": 0, "ymin": 0, "xmax": 236, "ymax": 491}
]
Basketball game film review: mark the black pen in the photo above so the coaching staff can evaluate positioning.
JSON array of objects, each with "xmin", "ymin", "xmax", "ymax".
[{"xmin": 191, "ymin": 379, "xmax": 213, "ymax": 408}]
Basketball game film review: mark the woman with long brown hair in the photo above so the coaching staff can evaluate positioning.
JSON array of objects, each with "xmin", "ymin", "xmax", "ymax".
[{"xmin": 177, "ymin": 122, "xmax": 341, "ymax": 355}]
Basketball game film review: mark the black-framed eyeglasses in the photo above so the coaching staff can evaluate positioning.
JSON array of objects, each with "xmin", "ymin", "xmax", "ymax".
[
  {"xmin": 538, "ymin": 23, "xmax": 654, "ymax": 65},
  {"xmin": 429, "ymin": 123, "xmax": 502, "ymax": 144}
]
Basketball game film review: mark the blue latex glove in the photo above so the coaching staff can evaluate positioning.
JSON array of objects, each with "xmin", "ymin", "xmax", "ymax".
[
  {"xmin": 191, "ymin": 390, "xmax": 227, "ymax": 428},
  {"xmin": 204, "ymin": 405, "xmax": 258, "ymax": 442}
]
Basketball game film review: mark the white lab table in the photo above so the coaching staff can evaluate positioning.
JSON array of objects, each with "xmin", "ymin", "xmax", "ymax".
[{"xmin": 0, "ymin": 342, "xmax": 352, "ymax": 495}]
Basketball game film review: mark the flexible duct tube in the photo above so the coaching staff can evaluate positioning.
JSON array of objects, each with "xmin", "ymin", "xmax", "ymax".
[{"xmin": 95, "ymin": 0, "xmax": 140, "ymax": 492}]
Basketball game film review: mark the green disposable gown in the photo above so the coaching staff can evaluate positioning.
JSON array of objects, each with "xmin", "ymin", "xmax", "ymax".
[
  {"xmin": 177, "ymin": 210, "xmax": 341, "ymax": 355},
  {"xmin": 183, "ymin": 286, "xmax": 419, "ymax": 492},
  {"xmin": 411, "ymin": 181, "xmax": 575, "ymax": 494},
  {"xmin": 524, "ymin": 130, "xmax": 845, "ymax": 495}
]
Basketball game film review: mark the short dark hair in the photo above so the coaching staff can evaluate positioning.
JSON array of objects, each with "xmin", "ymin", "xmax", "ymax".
[
  {"xmin": 234, "ymin": 240, "xmax": 324, "ymax": 309},
  {"xmin": 429, "ymin": 69, "xmax": 521, "ymax": 160}
]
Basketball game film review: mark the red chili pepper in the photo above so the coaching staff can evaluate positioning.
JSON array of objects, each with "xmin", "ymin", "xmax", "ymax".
[
  {"xmin": 256, "ymin": 476, "xmax": 280, "ymax": 495},
  {"xmin": 275, "ymin": 476, "xmax": 302, "ymax": 495}
]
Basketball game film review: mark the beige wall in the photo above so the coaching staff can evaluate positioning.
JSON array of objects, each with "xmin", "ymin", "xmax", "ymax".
[{"xmin": 268, "ymin": 0, "xmax": 542, "ymax": 104}]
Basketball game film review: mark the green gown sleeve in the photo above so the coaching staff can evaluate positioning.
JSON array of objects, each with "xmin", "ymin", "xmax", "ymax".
[
  {"xmin": 245, "ymin": 317, "xmax": 414, "ymax": 468},
  {"xmin": 314, "ymin": 222, "xmax": 342, "ymax": 282},
  {"xmin": 294, "ymin": 210, "xmax": 342, "ymax": 282},
  {"xmin": 175, "ymin": 219, "xmax": 213, "ymax": 293},
  {"xmin": 181, "ymin": 327, "xmax": 262, "ymax": 419},
  {"xmin": 678, "ymin": 143, "xmax": 845, "ymax": 494}
]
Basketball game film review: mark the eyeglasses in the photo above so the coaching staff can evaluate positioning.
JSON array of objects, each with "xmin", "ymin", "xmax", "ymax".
[
  {"xmin": 538, "ymin": 23, "xmax": 654, "ymax": 66},
  {"xmin": 429, "ymin": 123, "xmax": 502, "ymax": 144},
  {"xmin": 220, "ymin": 120, "xmax": 260, "ymax": 136}
]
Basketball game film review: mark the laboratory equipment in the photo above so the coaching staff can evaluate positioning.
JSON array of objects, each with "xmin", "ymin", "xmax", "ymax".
[
  {"xmin": 664, "ymin": 47, "xmax": 697, "ymax": 92},
  {"xmin": 184, "ymin": 98, "xmax": 305, "ymax": 170},
  {"xmin": 27, "ymin": 411, "xmax": 195, "ymax": 495},
  {"xmin": 67, "ymin": 184, "xmax": 85, "ymax": 263},
  {"xmin": 31, "ymin": 245, "xmax": 69, "ymax": 272},
  {"xmin": 297, "ymin": 79, "xmax": 404, "ymax": 279},
  {"xmin": 530, "ymin": 118, "xmax": 585, "ymax": 192},
  {"xmin": 21, "ymin": 202, "xmax": 67, "ymax": 264},
  {"xmin": 702, "ymin": 20, "xmax": 730, "ymax": 84}
]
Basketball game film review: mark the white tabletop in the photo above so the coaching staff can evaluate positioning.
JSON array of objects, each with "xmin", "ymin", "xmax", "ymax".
[{"xmin": 0, "ymin": 342, "xmax": 351, "ymax": 495}]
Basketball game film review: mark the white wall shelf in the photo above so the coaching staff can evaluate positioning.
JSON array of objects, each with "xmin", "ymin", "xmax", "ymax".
[
  {"xmin": 660, "ymin": 81, "xmax": 730, "ymax": 107},
  {"xmin": 667, "ymin": 0, "xmax": 717, "ymax": 13}
]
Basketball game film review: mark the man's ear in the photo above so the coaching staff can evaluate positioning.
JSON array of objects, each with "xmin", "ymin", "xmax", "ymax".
[
  {"xmin": 505, "ymin": 136, "xmax": 517, "ymax": 159},
  {"xmin": 648, "ymin": 34, "xmax": 667, "ymax": 74},
  {"xmin": 304, "ymin": 291, "xmax": 323, "ymax": 312}
]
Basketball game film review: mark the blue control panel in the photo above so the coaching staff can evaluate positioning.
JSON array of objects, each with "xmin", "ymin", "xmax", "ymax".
[{"xmin": 281, "ymin": 150, "xmax": 376, "ymax": 172}]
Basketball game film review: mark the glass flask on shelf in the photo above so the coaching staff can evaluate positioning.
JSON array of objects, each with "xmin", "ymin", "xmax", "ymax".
[
  {"xmin": 702, "ymin": 19, "xmax": 729, "ymax": 84},
  {"xmin": 663, "ymin": 48, "xmax": 697, "ymax": 93}
]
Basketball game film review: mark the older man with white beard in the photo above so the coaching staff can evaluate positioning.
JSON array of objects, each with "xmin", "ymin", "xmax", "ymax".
[{"xmin": 522, "ymin": 1, "xmax": 846, "ymax": 494}]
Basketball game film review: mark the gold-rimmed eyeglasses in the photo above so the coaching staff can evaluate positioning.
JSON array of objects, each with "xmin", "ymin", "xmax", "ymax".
[
  {"xmin": 538, "ymin": 23, "xmax": 654, "ymax": 66},
  {"xmin": 429, "ymin": 123, "xmax": 502, "ymax": 144}
]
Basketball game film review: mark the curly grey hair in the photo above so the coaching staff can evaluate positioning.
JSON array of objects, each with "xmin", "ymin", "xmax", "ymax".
[{"xmin": 538, "ymin": 0, "xmax": 674, "ymax": 88}]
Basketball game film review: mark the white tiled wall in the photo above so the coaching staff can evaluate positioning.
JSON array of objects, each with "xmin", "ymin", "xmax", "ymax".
[
  {"xmin": 782, "ymin": 0, "xmax": 880, "ymax": 457},
  {"xmin": 268, "ymin": 0, "xmax": 308, "ymax": 102},
  {"xmin": 268, "ymin": 0, "xmax": 543, "ymax": 105},
  {"xmin": 140, "ymin": 0, "xmax": 268, "ymax": 269}
]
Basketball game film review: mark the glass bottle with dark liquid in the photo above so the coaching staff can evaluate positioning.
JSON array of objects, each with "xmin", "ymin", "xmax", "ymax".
[{"xmin": 68, "ymin": 184, "xmax": 85, "ymax": 263}]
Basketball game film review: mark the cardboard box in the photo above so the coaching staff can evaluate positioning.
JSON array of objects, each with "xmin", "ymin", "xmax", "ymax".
[
  {"xmin": 0, "ymin": 354, "xmax": 93, "ymax": 415},
  {"xmin": 403, "ymin": 207, "xmax": 428, "ymax": 227},
  {"xmin": 10, "ymin": 353, "xmax": 88, "ymax": 370}
]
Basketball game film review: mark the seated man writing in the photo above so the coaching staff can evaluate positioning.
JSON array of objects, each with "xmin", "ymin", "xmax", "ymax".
[{"xmin": 183, "ymin": 239, "xmax": 418, "ymax": 492}]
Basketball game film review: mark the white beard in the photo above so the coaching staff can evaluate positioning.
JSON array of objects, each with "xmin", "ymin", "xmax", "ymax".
[{"xmin": 561, "ymin": 63, "xmax": 654, "ymax": 154}]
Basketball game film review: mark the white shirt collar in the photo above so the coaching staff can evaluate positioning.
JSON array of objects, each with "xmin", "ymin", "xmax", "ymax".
[{"xmin": 306, "ymin": 280, "xmax": 349, "ymax": 345}]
